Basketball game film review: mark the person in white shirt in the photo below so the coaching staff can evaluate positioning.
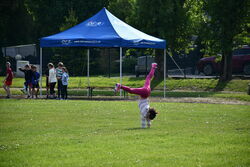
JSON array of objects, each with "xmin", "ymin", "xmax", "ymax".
[
  {"xmin": 48, "ymin": 63, "xmax": 57, "ymax": 98},
  {"xmin": 115, "ymin": 63, "xmax": 158, "ymax": 128}
]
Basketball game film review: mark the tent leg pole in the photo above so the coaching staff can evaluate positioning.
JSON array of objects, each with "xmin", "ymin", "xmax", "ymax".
[
  {"xmin": 120, "ymin": 47, "xmax": 122, "ymax": 97},
  {"xmin": 40, "ymin": 47, "xmax": 42, "ymax": 97},
  {"xmin": 87, "ymin": 48, "xmax": 90, "ymax": 97},
  {"xmin": 164, "ymin": 49, "xmax": 166, "ymax": 98}
]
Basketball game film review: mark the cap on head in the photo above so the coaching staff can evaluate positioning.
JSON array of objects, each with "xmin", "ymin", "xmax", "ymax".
[{"xmin": 6, "ymin": 62, "xmax": 11, "ymax": 66}]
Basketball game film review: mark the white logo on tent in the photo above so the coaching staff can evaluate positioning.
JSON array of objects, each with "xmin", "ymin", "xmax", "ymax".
[
  {"xmin": 86, "ymin": 21, "xmax": 104, "ymax": 27},
  {"xmin": 132, "ymin": 40, "xmax": 155, "ymax": 45},
  {"xmin": 74, "ymin": 40, "xmax": 101, "ymax": 44},
  {"xmin": 61, "ymin": 40, "xmax": 72, "ymax": 45}
]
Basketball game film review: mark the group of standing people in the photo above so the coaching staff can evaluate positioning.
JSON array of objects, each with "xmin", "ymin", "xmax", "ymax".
[
  {"xmin": 46, "ymin": 62, "xmax": 69, "ymax": 100},
  {"xmin": 2, "ymin": 62, "xmax": 39, "ymax": 99},
  {"xmin": 2, "ymin": 61, "xmax": 69, "ymax": 100}
]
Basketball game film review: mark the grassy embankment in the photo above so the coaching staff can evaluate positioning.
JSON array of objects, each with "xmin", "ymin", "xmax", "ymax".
[{"xmin": 0, "ymin": 76, "xmax": 249, "ymax": 101}]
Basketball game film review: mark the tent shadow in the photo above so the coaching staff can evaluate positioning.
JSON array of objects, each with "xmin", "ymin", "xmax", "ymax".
[
  {"xmin": 214, "ymin": 80, "xmax": 229, "ymax": 91},
  {"xmin": 151, "ymin": 78, "xmax": 163, "ymax": 90},
  {"xmin": 128, "ymin": 77, "xmax": 145, "ymax": 81}
]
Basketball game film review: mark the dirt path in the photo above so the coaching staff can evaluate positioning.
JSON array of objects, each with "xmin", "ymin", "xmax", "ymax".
[
  {"xmin": 150, "ymin": 97, "xmax": 250, "ymax": 105},
  {"xmin": 1, "ymin": 95, "xmax": 249, "ymax": 105}
]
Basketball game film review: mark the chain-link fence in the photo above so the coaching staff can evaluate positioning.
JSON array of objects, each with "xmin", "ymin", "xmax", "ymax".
[
  {"xmin": 1, "ymin": 45, "xmax": 249, "ymax": 78},
  {"xmin": 1, "ymin": 44, "xmax": 39, "ymax": 76}
]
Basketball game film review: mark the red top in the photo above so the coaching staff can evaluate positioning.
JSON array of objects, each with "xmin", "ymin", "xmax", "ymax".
[{"xmin": 6, "ymin": 68, "xmax": 13, "ymax": 81}]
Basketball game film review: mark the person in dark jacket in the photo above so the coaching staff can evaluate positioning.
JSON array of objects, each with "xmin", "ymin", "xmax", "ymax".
[{"xmin": 19, "ymin": 64, "xmax": 34, "ymax": 98}]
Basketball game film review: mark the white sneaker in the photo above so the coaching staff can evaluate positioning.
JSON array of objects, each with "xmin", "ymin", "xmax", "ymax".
[
  {"xmin": 152, "ymin": 63, "xmax": 158, "ymax": 69},
  {"xmin": 114, "ymin": 83, "xmax": 121, "ymax": 93}
]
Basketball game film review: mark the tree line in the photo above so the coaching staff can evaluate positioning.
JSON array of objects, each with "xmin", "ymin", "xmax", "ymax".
[{"xmin": 0, "ymin": 0, "xmax": 249, "ymax": 81}]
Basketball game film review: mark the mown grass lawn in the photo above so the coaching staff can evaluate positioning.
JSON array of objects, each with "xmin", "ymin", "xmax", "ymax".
[{"xmin": 0, "ymin": 99, "xmax": 249, "ymax": 167}]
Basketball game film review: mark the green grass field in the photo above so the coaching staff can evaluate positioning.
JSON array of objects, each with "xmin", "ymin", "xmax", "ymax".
[{"xmin": 0, "ymin": 99, "xmax": 249, "ymax": 167}]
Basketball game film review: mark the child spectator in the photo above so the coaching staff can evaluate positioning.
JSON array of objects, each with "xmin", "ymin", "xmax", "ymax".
[
  {"xmin": 31, "ymin": 65, "xmax": 40, "ymax": 98},
  {"xmin": 19, "ymin": 64, "xmax": 33, "ymax": 98},
  {"xmin": 56, "ymin": 62, "xmax": 64, "ymax": 99},
  {"xmin": 3, "ymin": 62, "xmax": 13, "ymax": 98},
  {"xmin": 61, "ymin": 67, "xmax": 69, "ymax": 100},
  {"xmin": 45, "ymin": 68, "xmax": 50, "ymax": 99},
  {"xmin": 48, "ymin": 63, "xmax": 57, "ymax": 99}
]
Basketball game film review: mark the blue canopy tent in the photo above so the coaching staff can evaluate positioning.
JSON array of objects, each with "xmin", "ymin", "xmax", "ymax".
[{"xmin": 40, "ymin": 7, "xmax": 167, "ymax": 97}]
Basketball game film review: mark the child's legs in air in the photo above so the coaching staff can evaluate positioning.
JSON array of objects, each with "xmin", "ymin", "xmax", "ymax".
[
  {"xmin": 144, "ymin": 64, "xmax": 156, "ymax": 88},
  {"xmin": 116, "ymin": 63, "xmax": 156, "ymax": 99},
  {"xmin": 120, "ymin": 85, "xmax": 149, "ymax": 98}
]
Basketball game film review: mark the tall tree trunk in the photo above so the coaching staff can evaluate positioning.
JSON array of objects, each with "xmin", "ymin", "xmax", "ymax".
[
  {"xmin": 220, "ymin": 52, "xmax": 227, "ymax": 81},
  {"xmin": 220, "ymin": 50, "xmax": 232, "ymax": 81},
  {"xmin": 226, "ymin": 50, "xmax": 232, "ymax": 80},
  {"xmin": 220, "ymin": 32, "xmax": 233, "ymax": 82}
]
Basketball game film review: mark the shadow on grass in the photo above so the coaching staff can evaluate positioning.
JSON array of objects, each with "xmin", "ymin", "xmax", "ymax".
[
  {"xmin": 125, "ymin": 127, "xmax": 146, "ymax": 130},
  {"xmin": 128, "ymin": 77, "xmax": 145, "ymax": 81},
  {"xmin": 214, "ymin": 80, "xmax": 229, "ymax": 91},
  {"xmin": 159, "ymin": 91, "xmax": 217, "ymax": 98},
  {"xmin": 151, "ymin": 78, "xmax": 163, "ymax": 90}
]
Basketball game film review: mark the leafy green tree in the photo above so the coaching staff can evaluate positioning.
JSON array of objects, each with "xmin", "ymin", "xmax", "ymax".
[
  {"xmin": 130, "ymin": 0, "xmax": 196, "ymax": 77},
  {"xmin": 108, "ymin": 0, "xmax": 135, "ymax": 22},
  {"xmin": 59, "ymin": 8, "xmax": 78, "ymax": 32},
  {"xmin": 0, "ymin": 0, "xmax": 34, "ymax": 46},
  {"xmin": 202, "ymin": 0, "xmax": 249, "ymax": 81},
  {"xmin": 24, "ymin": 0, "xmax": 109, "ymax": 39}
]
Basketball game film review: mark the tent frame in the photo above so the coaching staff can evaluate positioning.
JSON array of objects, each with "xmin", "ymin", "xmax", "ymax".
[{"xmin": 39, "ymin": 47, "xmax": 166, "ymax": 98}]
